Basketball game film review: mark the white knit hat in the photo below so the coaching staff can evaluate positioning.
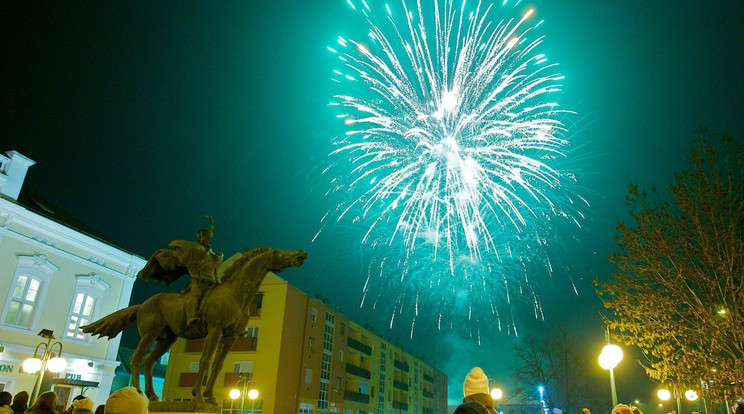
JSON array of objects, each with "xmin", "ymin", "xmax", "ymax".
[
  {"xmin": 463, "ymin": 367, "xmax": 490, "ymax": 397},
  {"xmin": 73, "ymin": 397, "xmax": 94, "ymax": 411},
  {"xmin": 104, "ymin": 387, "xmax": 148, "ymax": 414}
]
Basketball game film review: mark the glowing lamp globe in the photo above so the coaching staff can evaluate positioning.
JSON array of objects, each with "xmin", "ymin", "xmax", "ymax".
[
  {"xmin": 491, "ymin": 387, "xmax": 503, "ymax": 400},
  {"xmin": 685, "ymin": 390, "xmax": 698, "ymax": 401},
  {"xmin": 23, "ymin": 358, "xmax": 42, "ymax": 373},
  {"xmin": 47, "ymin": 357, "xmax": 66, "ymax": 373},
  {"xmin": 229, "ymin": 389, "xmax": 240, "ymax": 399},
  {"xmin": 657, "ymin": 389, "xmax": 671, "ymax": 401},
  {"xmin": 248, "ymin": 389, "xmax": 259, "ymax": 400},
  {"xmin": 598, "ymin": 345, "xmax": 623, "ymax": 370}
]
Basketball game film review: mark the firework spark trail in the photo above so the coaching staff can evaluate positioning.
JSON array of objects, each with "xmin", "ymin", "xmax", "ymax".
[{"xmin": 319, "ymin": 0, "xmax": 584, "ymax": 336}]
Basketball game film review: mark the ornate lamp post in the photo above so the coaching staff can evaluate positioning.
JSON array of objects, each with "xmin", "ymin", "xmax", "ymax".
[
  {"xmin": 598, "ymin": 330, "xmax": 623, "ymax": 408},
  {"xmin": 230, "ymin": 374, "xmax": 258, "ymax": 413},
  {"xmin": 22, "ymin": 329, "xmax": 66, "ymax": 403}
]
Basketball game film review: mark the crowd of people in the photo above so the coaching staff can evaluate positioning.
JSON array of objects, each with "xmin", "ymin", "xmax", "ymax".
[
  {"xmin": 1, "ymin": 372, "xmax": 742, "ymax": 414},
  {"xmin": 0, "ymin": 387, "xmax": 148, "ymax": 414},
  {"xmin": 452, "ymin": 366, "xmax": 744, "ymax": 414}
]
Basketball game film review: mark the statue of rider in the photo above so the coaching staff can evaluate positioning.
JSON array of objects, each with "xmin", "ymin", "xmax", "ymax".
[{"xmin": 137, "ymin": 216, "xmax": 223, "ymax": 326}]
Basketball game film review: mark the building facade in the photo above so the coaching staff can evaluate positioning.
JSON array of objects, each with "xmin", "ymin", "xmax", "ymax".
[
  {"xmin": 0, "ymin": 151, "xmax": 147, "ymax": 409},
  {"xmin": 162, "ymin": 258, "xmax": 447, "ymax": 414}
]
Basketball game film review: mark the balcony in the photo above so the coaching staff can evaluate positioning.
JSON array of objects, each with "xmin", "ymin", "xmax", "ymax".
[
  {"xmin": 423, "ymin": 373, "xmax": 433, "ymax": 383},
  {"xmin": 223, "ymin": 372, "xmax": 253, "ymax": 388},
  {"xmin": 393, "ymin": 359, "xmax": 409, "ymax": 372},
  {"xmin": 345, "ymin": 363, "xmax": 371, "ymax": 379},
  {"xmin": 231, "ymin": 337, "xmax": 258, "ymax": 352},
  {"xmin": 344, "ymin": 390, "xmax": 370, "ymax": 404},
  {"xmin": 393, "ymin": 380, "xmax": 408, "ymax": 391},
  {"xmin": 423, "ymin": 389, "xmax": 433, "ymax": 399},
  {"xmin": 347, "ymin": 337, "xmax": 372, "ymax": 355},
  {"xmin": 392, "ymin": 400, "xmax": 408, "ymax": 410},
  {"xmin": 185, "ymin": 337, "xmax": 257, "ymax": 353},
  {"xmin": 178, "ymin": 373, "xmax": 205, "ymax": 387}
]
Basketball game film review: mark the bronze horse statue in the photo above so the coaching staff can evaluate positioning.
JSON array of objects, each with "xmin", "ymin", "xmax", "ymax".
[{"xmin": 82, "ymin": 247, "xmax": 308, "ymax": 404}]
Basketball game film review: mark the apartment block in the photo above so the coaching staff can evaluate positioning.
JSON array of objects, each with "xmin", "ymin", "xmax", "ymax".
[{"xmin": 162, "ymin": 267, "xmax": 447, "ymax": 414}]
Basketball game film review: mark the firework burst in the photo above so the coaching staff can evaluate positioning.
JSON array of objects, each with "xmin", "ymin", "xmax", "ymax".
[{"xmin": 318, "ymin": 0, "xmax": 584, "ymax": 336}]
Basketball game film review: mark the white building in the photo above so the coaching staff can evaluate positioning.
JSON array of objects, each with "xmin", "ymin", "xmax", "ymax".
[{"xmin": 0, "ymin": 150, "xmax": 146, "ymax": 410}]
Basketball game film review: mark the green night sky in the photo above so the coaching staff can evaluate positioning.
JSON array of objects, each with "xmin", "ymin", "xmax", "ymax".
[{"xmin": 3, "ymin": 0, "xmax": 743, "ymax": 406}]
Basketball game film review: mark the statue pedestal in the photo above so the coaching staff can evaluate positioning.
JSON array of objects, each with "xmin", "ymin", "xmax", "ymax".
[{"xmin": 148, "ymin": 401, "xmax": 219, "ymax": 413}]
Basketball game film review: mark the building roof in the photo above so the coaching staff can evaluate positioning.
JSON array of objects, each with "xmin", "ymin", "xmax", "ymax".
[{"xmin": 2, "ymin": 188, "xmax": 141, "ymax": 257}]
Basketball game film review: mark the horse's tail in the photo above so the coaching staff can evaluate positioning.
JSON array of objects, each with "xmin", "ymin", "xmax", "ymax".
[{"xmin": 82, "ymin": 305, "xmax": 139, "ymax": 339}]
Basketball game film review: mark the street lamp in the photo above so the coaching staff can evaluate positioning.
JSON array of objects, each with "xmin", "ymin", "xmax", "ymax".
[
  {"xmin": 539, "ymin": 386, "xmax": 548, "ymax": 414},
  {"xmin": 488, "ymin": 378, "xmax": 503, "ymax": 402},
  {"xmin": 23, "ymin": 329, "xmax": 66, "ymax": 403},
  {"xmin": 598, "ymin": 336, "xmax": 623, "ymax": 408},
  {"xmin": 658, "ymin": 389, "xmax": 672, "ymax": 402},
  {"xmin": 230, "ymin": 374, "xmax": 258, "ymax": 414}
]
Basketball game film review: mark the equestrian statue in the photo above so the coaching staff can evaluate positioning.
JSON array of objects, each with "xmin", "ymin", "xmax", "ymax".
[{"xmin": 82, "ymin": 218, "xmax": 308, "ymax": 405}]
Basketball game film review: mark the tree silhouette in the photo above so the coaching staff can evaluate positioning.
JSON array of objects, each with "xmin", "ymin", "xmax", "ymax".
[{"xmin": 596, "ymin": 133, "xmax": 744, "ymax": 400}]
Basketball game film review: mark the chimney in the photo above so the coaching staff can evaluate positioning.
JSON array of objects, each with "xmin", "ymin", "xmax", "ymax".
[{"xmin": 0, "ymin": 151, "xmax": 36, "ymax": 200}]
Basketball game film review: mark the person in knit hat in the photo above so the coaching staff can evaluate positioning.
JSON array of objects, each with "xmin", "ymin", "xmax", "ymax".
[
  {"xmin": 462, "ymin": 367, "xmax": 497, "ymax": 414},
  {"xmin": 71, "ymin": 397, "xmax": 94, "ymax": 414},
  {"xmin": 104, "ymin": 387, "xmax": 149, "ymax": 414},
  {"xmin": 63, "ymin": 395, "xmax": 87, "ymax": 414},
  {"xmin": 455, "ymin": 401, "xmax": 491, "ymax": 414}
]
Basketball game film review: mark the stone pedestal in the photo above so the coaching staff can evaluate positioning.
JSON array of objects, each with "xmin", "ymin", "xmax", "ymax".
[{"xmin": 148, "ymin": 400, "xmax": 219, "ymax": 413}]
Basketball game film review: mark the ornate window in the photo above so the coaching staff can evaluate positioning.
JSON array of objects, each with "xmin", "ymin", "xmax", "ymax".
[
  {"xmin": 2, "ymin": 254, "xmax": 58, "ymax": 330},
  {"xmin": 64, "ymin": 273, "xmax": 109, "ymax": 341}
]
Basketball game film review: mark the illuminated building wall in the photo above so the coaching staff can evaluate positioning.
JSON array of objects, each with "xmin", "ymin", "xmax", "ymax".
[
  {"xmin": 0, "ymin": 151, "xmax": 147, "ymax": 409},
  {"xmin": 162, "ymin": 261, "xmax": 447, "ymax": 414}
]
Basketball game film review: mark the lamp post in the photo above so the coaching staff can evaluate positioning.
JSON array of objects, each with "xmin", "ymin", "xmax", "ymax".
[
  {"xmin": 488, "ymin": 378, "xmax": 503, "ymax": 402},
  {"xmin": 230, "ymin": 374, "xmax": 258, "ymax": 414},
  {"xmin": 539, "ymin": 386, "xmax": 548, "ymax": 414},
  {"xmin": 598, "ymin": 329, "xmax": 623, "ymax": 408},
  {"xmin": 22, "ymin": 329, "xmax": 66, "ymax": 403},
  {"xmin": 659, "ymin": 387, "xmax": 697, "ymax": 414}
]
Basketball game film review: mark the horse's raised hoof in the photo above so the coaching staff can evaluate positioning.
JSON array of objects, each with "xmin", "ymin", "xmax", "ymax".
[
  {"xmin": 146, "ymin": 392, "xmax": 160, "ymax": 401},
  {"xmin": 204, "ymin": 395, "xmax": 217, "ymax": 405}
]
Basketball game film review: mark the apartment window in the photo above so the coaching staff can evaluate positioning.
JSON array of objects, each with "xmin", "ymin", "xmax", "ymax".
[
  {"xmin": 305, "ymin": 369, "xmax": 312, "ymax": 384},
  {"xmin": 221, "ymin": 398, "xmax": 262, "ymax": 414},
  {"xmin": 65, "ymin": 273, "xmax": 109, "ymax": 341},
  {"xmin": 189, "ymin": 362, "xmax": 199, "ymax": 373},
  {"xmin": 243, "ymin": 326, "xmax": 259, "ymax": 338},
  {"xmin": 250, "ymin": 292, "xmax": 264, "ymax": 317},
  {"xmin": 338, "ymin": 349, "xmax": 344, "ymax": 362},
  {"xmin": 311, "ymin": 307, "xmax": 317, "ymax": 322},
  {"xmin": 339, "ymin": 323, "xmax": 346, "ymax": 335},
  {"xmin": 253, "ymin": 292, "xmax": 264, "ymax": 309},
  {"xmin": 309, "ymin": 337, "xmax": 315, "ymax": 352},
  {"xmin": 2, "ymin": 254, "xmax": 58, "ymax": 330},
  {"xmin": 233, "ymin": 361, "xmax": 254, "ymax": 374}
]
